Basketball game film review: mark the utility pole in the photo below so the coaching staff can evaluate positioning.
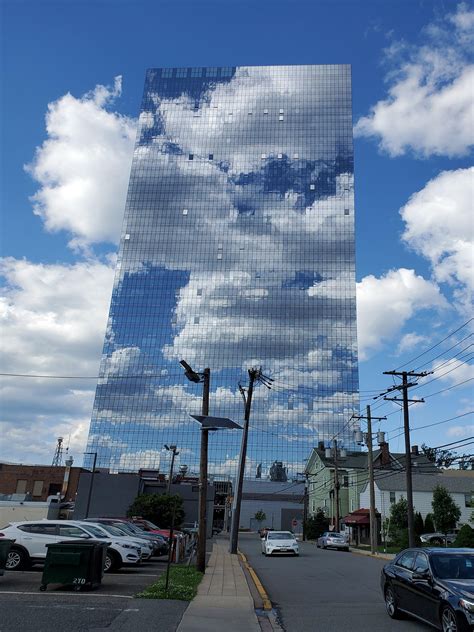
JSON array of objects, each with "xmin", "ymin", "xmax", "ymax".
[
  {"xmin": 353, "ymin": 407, "xmax": 386, "ymax": 555},
  {"xmin": 383, "ymin": 369, "xmax": 429, "ymax": 548},
  {"xmin": 83, "ymin": 452, "xmax": 98, "ymax": 519},
  {"xmin": 198, "ymin": 367, "xmax": 210, "ymax": 573},
  {"xmin": 164, "ymin": 444, "xmax": 179, "ymax": 494},
  {"xmin": 303, "ymin": 474, "xmax": 309, "ymax": 541},
  {"xmin": 230, "ymin": 367, "xmax": 262, "ymax": 554},
  {"xmin": 334, "ymin": 440, "xmax": 340, "ymax": 531}
]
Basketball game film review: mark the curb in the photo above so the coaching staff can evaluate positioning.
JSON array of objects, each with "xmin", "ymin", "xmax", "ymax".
[
  {"xmin": 238, "ymin": 551, "xmax": 272, "ymax": 611},
  {"xmin": 349, "ymin": 548, "xmax": 395, "ymax": 561}
]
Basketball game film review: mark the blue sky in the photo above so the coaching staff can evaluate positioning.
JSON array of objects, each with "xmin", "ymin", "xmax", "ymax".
[{"xmin": 1, "ymin": 0, "xmax": 472, "ymax": 467}]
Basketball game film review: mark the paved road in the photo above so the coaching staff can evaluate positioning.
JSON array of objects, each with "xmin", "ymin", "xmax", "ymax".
[
  {"xmin": 0, "ymin": 559, "xmax": 187, "ymax": 631},
  {"xmin": 238, "ymin": 534, "xmax": 430, "ymax": 632}
]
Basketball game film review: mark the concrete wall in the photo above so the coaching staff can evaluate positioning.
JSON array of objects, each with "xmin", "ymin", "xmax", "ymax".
[
  {"xmin": 73, "ymin": 473, "xmax": 215, "ymax": 537},
  {"xmin": 239, "ymin": 481, "xmax": 305, "ymax": 531},
  {"xmin": 73, "ymin": 472, "xmax": 140, "ymax": 519},
  {"xmin": 0, "ymin": 500, "xmax": 60, "ymax": 525}
]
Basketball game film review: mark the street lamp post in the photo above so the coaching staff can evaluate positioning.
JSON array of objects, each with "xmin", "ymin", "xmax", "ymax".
[
  {"xmin": 164, "ymin": 444, "xmax": 179, "ymax": 494},
  {"xmin": 180, "ymin": 361, "xmax": 210, "ymax": 574},
  {"xmin": 83, "ymin": 452, "xmax": 98, "ymax": 519}
]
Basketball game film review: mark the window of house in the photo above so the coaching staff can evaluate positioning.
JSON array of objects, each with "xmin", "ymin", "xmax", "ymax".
[
  {"xmin": 161, "ymin": 68, "xmax": 173, "ymax": 78},
  {"xmin": 193, "ymin": 317, "xmax": 200, "ymax": 324},
  {"xmin": 344, "ymin": 209, "xmax": 350, "ymax": 215},
  {"xmin": 191, "ymin": 68, "xmax": 202, "ymax": 77},
  {"xmin": 32, "ymin": 480, "xmax": 44, "ymax": 497},
  {"xmin": 465, "ymin": 493, "xmax": 473, "ymax": 507},
  {"xmin": 263, "ymin": 109, "xmax": 268, "ymax": 114},
  {"xmin": 279, "ymin": 115, "xmax": 284, "ymax": 121},
  {"xmin": 310, "ymin": 184, "xmax": 315, "ymax": 190},
  {"xmin": 182, "ymin": 209, "xmax": 188, "ymax": 216},
  {"xmin": 293, "ymin": 153, "xmax": 299, "ymax": 159},
  {"xmin": 197, "ymin": 288, "xmax": 203, "ymax": 296},
  {"xmin": 188, "ymin": 154, "xmax": 194, "ymax": 160},
  {"xmin": 15, "ymin": 479, "xmax": 27, "ymax": 494},
  {"xmin": 208, "ymin": 154, "xmax": 214, "ymax": 160},
  {"xmin": 217, "ymin": 253, "xmax": 222, "ymax": 260},
  {"xmin": 176, "ymin": 68, "xmax": 187, "ymax": 78},
  {"xmin": 343, "ymin": 475, "xmax": 349, "ymax": 488},
  {"xmin": 206, "ymin": 67, "xmax": 218, "ymax": 77},
  {"xmin": 390, "ymin": 491, "xmax": 396, "ymax": 503}
]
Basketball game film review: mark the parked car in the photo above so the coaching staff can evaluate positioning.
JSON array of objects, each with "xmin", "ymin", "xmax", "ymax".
[
  {"xmin": 0, "ymin": 520, "xmax": 141, "ymax": 572},
  {"xmin": 75, "ymin": 521, "xmax": 153, "ymax": 560},
  {"xmin": 84, "ymin": 518, "xmax": 169, "ymax": 555},
  {"xmin": 261, "ymin": 531, "xmax": 299, "ymax": 556},
  {"xmin": 381, "ymin": 547, "xmax": 474, "ymax": 631},
  {"xmin": 317, "ymin": 532, "xmax": 349, "ymax": 551},
  {"xmin": 420, "ymin": 529, "xmax": 460, "ymax": 546}
]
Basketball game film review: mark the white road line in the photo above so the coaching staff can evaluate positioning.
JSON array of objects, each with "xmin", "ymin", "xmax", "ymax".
[{"xmin": 0, "ymin": 590, "xmax": 134, "ymax": 598}]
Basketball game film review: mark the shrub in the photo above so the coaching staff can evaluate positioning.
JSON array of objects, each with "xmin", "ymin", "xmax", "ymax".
[
  {"xmin": 305, "ymin": 508, "xmax": 329, "ymax": 540},
  {"xmin": 454, "ymin": 524, "xmax": 474, "ymax": 548},
  {"xmin": 424, "ymin": 513, "xmax": 435, "ymax": 533}
]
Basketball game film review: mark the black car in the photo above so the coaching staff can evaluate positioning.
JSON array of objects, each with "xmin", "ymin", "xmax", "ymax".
[{"xmin": 381, "ymin": 548, "xmax": 474, "ymax": 631}]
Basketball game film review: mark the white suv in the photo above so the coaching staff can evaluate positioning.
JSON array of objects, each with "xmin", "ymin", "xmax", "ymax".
[{"xmin": 0, "ymin": 520, "xmax": 141, "ymax": 572}]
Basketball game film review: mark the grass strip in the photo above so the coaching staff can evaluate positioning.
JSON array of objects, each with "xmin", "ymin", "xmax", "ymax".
[{"xmin": 136, "ymin": 565, "xmax": 203, "ymax": 601}]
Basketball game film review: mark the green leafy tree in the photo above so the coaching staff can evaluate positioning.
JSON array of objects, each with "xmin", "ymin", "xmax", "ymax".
[
  {"xmin": 424, "ymin": 513, "xmax": 435, "ymax": 533},
  {"xmin": 127, "ymin": 493, "xmax": 185, "ymax": 528},
  {"xmin": 432, "ymin": 485, "xmax": 461, "ymax": 535},
  {"xmin": 454, "ymin": 524, "xmax": 474, "ymax": 547},
  {"xmin": 414, "ymin": 511, "xmax": 424, "ymax": 536},
  {"xmin": 305, "ymin": 508, "xmax": 329, "ymax": 540},
  {"xmin": 254, "ymin": 510, "xmax": 266, "ymax": 523}
]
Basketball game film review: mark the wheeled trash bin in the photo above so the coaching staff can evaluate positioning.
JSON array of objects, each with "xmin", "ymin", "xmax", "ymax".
[
  {"xmin": 0, "ymin": 539, "xmax": 15, "ymax": 576},
  {"xmin": 40, "ymin": 540, "xmax": 109, "ymax": 591}
]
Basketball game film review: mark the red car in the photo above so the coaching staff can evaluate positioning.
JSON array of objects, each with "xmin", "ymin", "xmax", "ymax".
[{"xmin": 130, "ymin": 518, "xmax": 181, "ymax": 540}]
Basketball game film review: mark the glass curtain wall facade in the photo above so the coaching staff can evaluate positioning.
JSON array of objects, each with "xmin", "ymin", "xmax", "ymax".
[{"xmin": 86, "ymin": 65, "xmax": 359, "ymax": 478}]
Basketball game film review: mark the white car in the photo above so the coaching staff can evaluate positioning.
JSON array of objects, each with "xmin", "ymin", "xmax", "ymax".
[
  {"xmin": 261, "ymin": 531, "xmax": 299, "ymax": 556},
  {"xmin": 76, "ymin": 521, "xmax": 153, "ymax": 559},
  {"xmin": 0, "ymin": 520, "xmax": 141, "ymax": 572}
]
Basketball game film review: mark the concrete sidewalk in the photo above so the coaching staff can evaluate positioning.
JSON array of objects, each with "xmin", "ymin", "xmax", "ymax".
[{"xmin": 176, "ymin": 537, "xmax": 260, "ymax": 632}]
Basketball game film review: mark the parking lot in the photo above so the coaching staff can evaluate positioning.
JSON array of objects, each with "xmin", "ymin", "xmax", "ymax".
[{"xmin": 0, "ymin": 557, "xmax": 189, "ymax": 632}]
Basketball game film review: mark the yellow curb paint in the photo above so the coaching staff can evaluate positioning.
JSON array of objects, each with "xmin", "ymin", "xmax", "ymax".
[{"xmin": 238, "ymin": 550, "xmax": 272, "ymax": 611}]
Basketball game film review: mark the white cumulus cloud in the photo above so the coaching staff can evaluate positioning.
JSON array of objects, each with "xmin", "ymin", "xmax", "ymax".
[
  {"xmin": 400, "ymin": 167, "xmax": 474, "ymax": 310},
  {"xmin": 0, "ymin": 257, "xmax": 115, "ymax": 463},
  {"xmin": 356, "ymin": 268, "xmax": 448, "ymax": 360},
  {"xmin": 26, "ymin": 76, "xmax": 137, "ymax": 252},
  {"xmin": 355, "ymin": 4, "xmax": 474, "ymax": 157}
]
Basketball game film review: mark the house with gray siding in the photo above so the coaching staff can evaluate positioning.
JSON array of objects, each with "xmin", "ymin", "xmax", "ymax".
[{"xmin": 359, "ymin": 472, "xmax": 474, "ymax": 528}]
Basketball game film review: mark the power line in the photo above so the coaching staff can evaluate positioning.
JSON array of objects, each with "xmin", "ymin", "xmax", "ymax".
[{"xmin": 393, "ymin": 318, "xmax": 474, "ymax": 371}]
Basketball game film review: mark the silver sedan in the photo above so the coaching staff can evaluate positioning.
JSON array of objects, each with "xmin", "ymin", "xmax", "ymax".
[{"xmin": 317, "ymin": 532, "xmax": 349, "ymax": 551}]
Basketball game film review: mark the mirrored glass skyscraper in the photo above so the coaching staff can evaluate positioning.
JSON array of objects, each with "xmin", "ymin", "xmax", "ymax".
[{"xmin": 86, "ymin": 65, "xmax": 360, "ymax": 478}]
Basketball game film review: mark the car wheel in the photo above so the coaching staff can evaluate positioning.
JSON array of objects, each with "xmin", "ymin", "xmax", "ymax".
[
  {"xmin": 384, "ymin": 585, "xmax": 401, "ymax": 619},
  {"xmin": 6, "ymin": 548, "xmax": 29, "ymax": 571},
  {"xmin": 322, "ymin": 545, "xmax": 326, "ymax": 549},
  {"xmin": 441, "ymin": 605, "xmax": 460, "ymax": 632},
  {"xmin": 104, "ymin": 550, "xmax": 120, "ymax": 573},
  {"xmin": 344, "ymin": 547, "xmax": 349, "ymax": 552}
]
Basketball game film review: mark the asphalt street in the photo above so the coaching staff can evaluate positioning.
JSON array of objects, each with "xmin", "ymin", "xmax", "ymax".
[
  {"xmin": 0, "ymin": 559, "xmax": 188, "ymax": 632},
  {"xmin": 238, "ymin": 534, "xmax": 431, "ymax": 632}
]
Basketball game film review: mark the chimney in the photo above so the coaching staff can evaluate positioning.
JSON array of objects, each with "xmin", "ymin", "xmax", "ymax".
[
  {"xmin": 411, "ymin": 445, "xmax": 419, "ymax": 456},
  {"xmin": 379, "ymin": 441, "xmax": 391, "ymax": 467},
  {"xmin": 318, "ymin": 441, "xmax": 325, "ymax": 451}
]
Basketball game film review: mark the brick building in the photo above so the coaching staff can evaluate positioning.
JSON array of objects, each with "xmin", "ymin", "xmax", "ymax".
[{"xmin": 0, "ymin": 462, "xmax": 86, "ymax": 501}]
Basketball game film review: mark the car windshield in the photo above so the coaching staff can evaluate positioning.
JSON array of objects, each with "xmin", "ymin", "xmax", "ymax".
[
  {"xmin": 82, "ymin": 524, "xmax": 107, "ymax": 538},
  {"xmin": 268, "ymin": 532, "xmax": 294, "ymax": 540},
  {"xmin": 430, "ymin": 554, "xmax": 474, "ymax": 579},
  {"xmin": 328, "ymin": 533, "xmax": 344, "ymax": 539},
  {"xmin": 99, "ymin": 524, "xmax": 129, "ymax": 537}
]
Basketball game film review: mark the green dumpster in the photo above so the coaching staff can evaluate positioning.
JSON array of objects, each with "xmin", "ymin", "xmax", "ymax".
[
  {"xmin": 0, "ymin": 539, "xmax": 15, "ymax": 576},
  {"xmin": 40, "ymin": 540, "xmax": 109, "ymax": 591}
]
